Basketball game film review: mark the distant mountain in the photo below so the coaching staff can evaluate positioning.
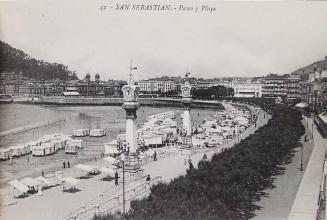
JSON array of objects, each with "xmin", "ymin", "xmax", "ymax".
[
  {"xmin": 291, "ymin": 56, "xmax": 327, "ymax": 76},
  {"xmin": 0, "ymin": 41, "xmax": 78, "ymax": 81}
]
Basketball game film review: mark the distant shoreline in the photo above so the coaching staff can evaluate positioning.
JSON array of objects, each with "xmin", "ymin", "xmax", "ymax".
[
  {"xmin": 0, "ymin": 117, "xmax": 64, "ymax": 138},
  {"xmin": 15, "ymin": 96, "xmax": 227, "ymax": 110}
]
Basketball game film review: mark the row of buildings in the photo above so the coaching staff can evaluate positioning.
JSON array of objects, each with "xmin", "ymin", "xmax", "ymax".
[
  {"xmin": 0, "ymin": 73, "xmax": 126, "ymax": 97},
  {"xmin": 1, "ymin": 59, "xmax": 326, "ymax": 113},
  {"xmin": 137, "ymin": 74, "xmax": 299, "ymax": 100}
]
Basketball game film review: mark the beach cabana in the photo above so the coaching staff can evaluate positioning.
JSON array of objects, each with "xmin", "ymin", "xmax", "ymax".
[
  {"xmin": 31, "ymin": 143, "xmax": 56, "ymax": 156},
  {"xmin": 8, "ymin": 179, "xmax": 29, "ymax": 197},
  {"xmin": 74, "ymin": 164, "xmax": 100, "ymax": 177},
  {"xmin": 104, "ymin": 140, "xmax": 119, "ymax": 155},
  {"xmin": 67, "ymin": 139, "xmax": 84, "ymax": 148},
  {"xmin": 9, "ymin": 145, "xmax": 25, "ymax": 157},
  {"xmin": 143, "ymin": 133, "xmax": 164, "ymax": 147},
  {"xmin": 100, "ymin": 167, "xmax": 115, "ymax": 177},
  {"xmin": 21, "ymin": 177, "xmax": 42, "ymax": 192},
  {"xmin": 65, "ymin": 139, "xmax": 84, "ymax": 154},
  {"xmin": 73, "ymin": 129, "xmax": 90, "ymax": 137},
  {"xmin": 63, "ymin": 177, "xmax": 81, "ymax": 191},
  {"xmin": 65, "ymin": 145, "xmax": 77, "ymax": 154},
  {"xmin": 44, "ymin": 173, "xmax": 62, "ymax": 186},
  {"xmin": 36, "ymin": 176, "xmax": 54, "ymax": 188},
  {"xmin": 90, "ymin": 129, "xmax": 106, "ymax": 137},
  {"xmin": 0, "ymin": 148, "xmax": 13, "ymax": 160}
]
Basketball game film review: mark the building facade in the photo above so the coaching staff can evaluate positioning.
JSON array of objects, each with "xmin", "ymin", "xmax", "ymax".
[
  {"xmin": 0, "ymin": 73, "xmax": 126, "ymax": 97},
  {"xmin": 138, "ymin": 80, "xmax": 176, "ymax": 94},
  {"xmin": 262, "ymin": 74, "xmax": 288, "ymax": 99},
  {"xmin": 286, "ymin": 73, "xmax": 301, "ymax": 103},
  {"xmin": 231, "ymin": 80, "xmax": 263, "ymax": 98}
]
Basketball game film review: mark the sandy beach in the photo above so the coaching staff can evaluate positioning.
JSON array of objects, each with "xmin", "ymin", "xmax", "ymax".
[{"xmin": 0, "ymin": 104, "xmax": 267, "ymax": 220}]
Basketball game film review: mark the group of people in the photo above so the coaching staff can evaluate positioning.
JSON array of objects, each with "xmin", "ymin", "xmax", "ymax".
[
  {"xmin": 186, "ymin": 154, "xmax": 208, "ymax": 170},
  {"xmin": 63, "ymin": 161, "xmax": 70, "ymax": 168}
]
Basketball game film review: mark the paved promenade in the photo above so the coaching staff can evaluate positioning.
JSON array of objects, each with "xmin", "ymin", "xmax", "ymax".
[
  {"xmin": 253, "ymin": 117, "xmax": 314, "ymax": 220},
  {"xmin": 288, "ymin": 116, "xmax": 327, "ymax": 220}
]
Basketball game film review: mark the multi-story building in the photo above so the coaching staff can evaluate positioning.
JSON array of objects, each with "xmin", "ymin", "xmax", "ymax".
[
  {"xmin": 138, "ymin": 80, "xmax": 176, "ymax": 94},
  {"xmin": 231, "ymin": 79, "xmax": 263, "ymax": 98},
  {"xmin": 286, "ymin": 73, "xmax": 301, "ymax": 103},
  {"xmin": 262, "ymin": 74, "xmax": 289, "ymax": 99}
]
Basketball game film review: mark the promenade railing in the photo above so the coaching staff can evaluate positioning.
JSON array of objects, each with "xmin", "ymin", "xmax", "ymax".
[{"xmin": 63, "ymin": 176, "xmax": 162, "ymax": 220}]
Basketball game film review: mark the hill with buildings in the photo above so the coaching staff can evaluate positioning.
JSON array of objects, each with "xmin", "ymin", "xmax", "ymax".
[
  {"xmin": 0, "ymin": 41, "xmax": 78, "ymax": 81},
  {"xmin": 291, "ymin": 56, "xmax": 327, "ymax": 76}
]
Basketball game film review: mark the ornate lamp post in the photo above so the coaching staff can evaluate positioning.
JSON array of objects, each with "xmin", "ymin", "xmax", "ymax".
[
  {"xmin": 121, "ymin": 63, "xmax": 142, "ymax": 176},
  {"xmin": 181, "ymin": 72, "xmax": 193, "ymax": 147}
]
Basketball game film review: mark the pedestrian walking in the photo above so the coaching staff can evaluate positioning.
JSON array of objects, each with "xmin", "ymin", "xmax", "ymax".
[
  {"xmin": 63, "ymin": 161, "xmax": 66, "ymax": 168},
  {"xmin": 115, "ymin": 171, "xmax": 119, "ymax": 186},
  {"xmin": 67, "ymin": 161, "xmax": 70, "ymax": 168},
  {"xmin": 188, "ymin": 156, "xmax": 193, "ymax": 169},
  {"xmin": 154, "ymin": 151, "xmax": 157, "ymax": 161},
  {"xmin": 189, "ymin": 160, "xmax": 194, "ymax": 170}
]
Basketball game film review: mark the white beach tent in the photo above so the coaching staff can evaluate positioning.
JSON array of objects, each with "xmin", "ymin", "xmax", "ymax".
[
  {"xmin": 0, "ymin": 148, "xmax": 13, "ymax": 160},
  {"xmin": 44, "ymin": 173, "xmax": 62, "ymax": 186},
  {"xmin": 74, "ymin": 164, "xmax": 99, "ymax": 176},
  {"xmin": 31, "ymin": 143, "xmax": 56, "ymax": 156},
  {"xmin": 104, "ymin": 140, "xmax": 119, "ymax": 155},
  {"xmin": 90, "ymin": 129, "xmax": 106, "ymax": 137},
  {"xmin": 9, "ymin": 145, "xmax": 25, "ymax": 157},
  {"xmin": 63, "ymin": 177, "xmax": 81, "ymax": 190},
  {"xmin": 73, "ymin": 129, "xmax": 90, "ymax": 137},
  {"xmin": 36, "ymin": 176, "xmax": 53, "ymax": 188},
  {"xmin": 67, "ymin": 139, "xmax": 84, "ymax": 148},
  {"xmin": 8, "ymin": 179, "xmax": 29, "ymax": 197},
  {"xmin": 21, "ymin": 177, "xmax": 42, "ymax": 191},
  {"xmin": 100, "ymin": 167, "xmax": 115, "ymax": 177}
]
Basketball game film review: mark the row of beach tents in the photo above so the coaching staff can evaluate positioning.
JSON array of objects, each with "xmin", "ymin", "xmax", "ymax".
[
  {"xmin": 8, "ymin": 172, "xmax": 81, "ymax": 198},
  {"xmin": 0, "ymin": 133, "xmax": 85, "ymax": 160}
]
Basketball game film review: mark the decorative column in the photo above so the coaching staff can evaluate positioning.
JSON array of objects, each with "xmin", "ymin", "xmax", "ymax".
[
  {"xmin": 121, "ymin": 67, "xmax": 141, "ymax": 172},
  {"xmin": 181, "ymin": 78, "xmax": 193, "ymax": 147}
]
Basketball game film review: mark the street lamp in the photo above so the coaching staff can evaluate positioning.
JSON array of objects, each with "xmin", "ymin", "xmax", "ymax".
[
  {"xmin": 122, "ymin": 160, "xmax": 126, "ymax": 215},
  {"xmin": 300, "ymin": 145, "xmax": 303, "ymax": 171},
  {"xmin": 311, "ymin": 113, "xmax": 315, "ymax": 139}
]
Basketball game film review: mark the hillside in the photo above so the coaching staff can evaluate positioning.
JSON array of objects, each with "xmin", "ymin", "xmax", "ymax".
[
  {"xmin": 0, "ymin": 41, "xmax": 78, "ymax": 81},
  {"xmin": 291, "ymin": 56, "xmax": 327, "ymax": 76}
]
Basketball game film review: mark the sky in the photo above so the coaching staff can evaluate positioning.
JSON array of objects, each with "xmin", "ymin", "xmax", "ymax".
[{"xmin": 0, "ymin": 0, "xmax": 327, "ymax": 81}]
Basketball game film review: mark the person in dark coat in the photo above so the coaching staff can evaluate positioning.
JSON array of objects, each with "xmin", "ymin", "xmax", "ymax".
[
  {"xmin": 188, "ymin": 156, "xmax": 194, "ymax": 169},
  {"xmin": 154, "ymin": 151, "xmax": 157, "ymax": 161},
  {"xmin": 115, "ymin": 171, "xmax": 119, "ymax": 186},
  {"xmin": 146, "ymin": 174, "xmax": 151, "ymax": 182},
  {"xmin": 63, "ymin": 161, "xmax": 66, "ymax": 168},
  {"xmin": 67, "ymin": 161, "xmax": 70, "ymax": 168},
  {"xmin": 189, "ymin": 161, "xmax": 194, "ymax": 169}
]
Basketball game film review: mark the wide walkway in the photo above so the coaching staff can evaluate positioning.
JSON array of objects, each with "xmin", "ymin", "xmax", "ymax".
[
  {"xmin": 288, "ymin": 116, "xmax": 327, "ymax": 220},
  {"xmin": 253, "ymin": 117, "xmax": 314, "ymax": 220}
]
